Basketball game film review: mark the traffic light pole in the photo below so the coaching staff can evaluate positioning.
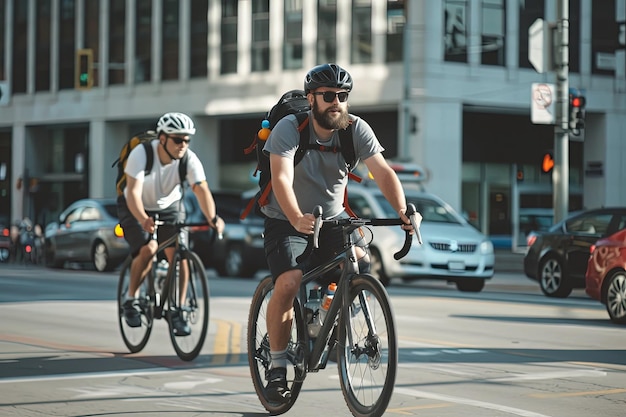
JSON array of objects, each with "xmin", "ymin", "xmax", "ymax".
[{"xmin": 553, "ymin": 0, "xmax": 569, "ymax": 224}]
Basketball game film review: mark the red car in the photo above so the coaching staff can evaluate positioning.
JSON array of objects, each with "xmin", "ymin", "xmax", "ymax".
[{"xmin": 585, "ymin": 228, "xmax": 626, "ymax": 324}]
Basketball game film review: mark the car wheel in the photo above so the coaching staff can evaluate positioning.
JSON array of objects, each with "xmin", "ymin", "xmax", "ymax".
[
  {"xmin": 369, "ymin": 247, "xmax": 390, "ymax": 287},
  {"xmin": 224, "ymin": 244, "xmax": 255, "ymax": 278},
  {"xmin": 538, "ymin": 255, "xmax": 572, "ymax": 298},
  {"xmin": 92, "ymin": 241, "xmax": 111, "ymax": 272},
  {"xmin": 456, "ymin": 279, "xmax": 485, "ymax": 292},
  {"xmin": 604, "ymin": 270, "xmax": 626, "ymax": 324}
]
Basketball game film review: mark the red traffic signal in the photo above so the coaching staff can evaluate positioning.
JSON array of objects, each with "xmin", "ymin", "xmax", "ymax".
[{"xmin": 541, "ymin": 152, "xmax": 554, "ymax": 173}]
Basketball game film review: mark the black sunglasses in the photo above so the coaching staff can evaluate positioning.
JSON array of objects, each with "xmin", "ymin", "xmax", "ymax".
[
  {"xmin": 313, "ymin": 91, "xmax": 349, "ymax": 103},
  {"xmin": 168, "ymin": 135, "xmax": 191, "ymax": 145}
]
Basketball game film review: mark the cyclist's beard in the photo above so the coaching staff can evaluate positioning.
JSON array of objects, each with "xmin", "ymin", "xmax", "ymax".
[{"xmin": 312, "ymin": 100, "xmax": 350, "ymax": 130}]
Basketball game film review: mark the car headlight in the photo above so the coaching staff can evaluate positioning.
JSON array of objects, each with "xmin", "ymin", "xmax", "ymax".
[{"xmin": 479, "ymin": 240, "xmax": 494, "ymax": 254}]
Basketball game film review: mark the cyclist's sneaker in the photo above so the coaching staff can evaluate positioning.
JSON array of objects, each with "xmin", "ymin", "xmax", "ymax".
[
  {"xmin": 265, "ymin": 367, "xmax": 291, "ymax": 403},
  {"xmin": 170, "ymin": 310, "xmax": 191, "ymax": 336},
  {"xmin": 123, "ymin": 299, "xmax": 141, "ymax": 328}
]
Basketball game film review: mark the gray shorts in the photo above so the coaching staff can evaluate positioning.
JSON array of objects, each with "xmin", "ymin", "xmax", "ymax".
[
  {"xmin": 264, "ymin": 216, "xmax": 368, "ymax": 283},
  {"xmin": 117, "ymin": 196, "xmax": 186, "ymax": 257}
]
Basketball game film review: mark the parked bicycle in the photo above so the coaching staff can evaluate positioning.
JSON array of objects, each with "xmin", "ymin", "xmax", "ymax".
[
  {"xmin": 116, "ymin": 218, "xmax": 210, "ymax": 361},
  {"xmin": 247, "ymin": 204, "xmax": 421, "ymax": 417}
]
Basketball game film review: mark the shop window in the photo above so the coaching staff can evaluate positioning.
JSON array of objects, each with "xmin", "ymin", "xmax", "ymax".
[{"xmin": 591, "ymin": 0, "xmax": 618, "ymax": 76}]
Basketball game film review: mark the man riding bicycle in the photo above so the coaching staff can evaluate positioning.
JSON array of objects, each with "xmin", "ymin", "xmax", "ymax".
[
  {"xmin": 260, "ymin": 63, "xmax": 421, "ymax": 402},
  {"xmin": 118, "ymin": 112, "xmax": 224, "ymax": 336}
]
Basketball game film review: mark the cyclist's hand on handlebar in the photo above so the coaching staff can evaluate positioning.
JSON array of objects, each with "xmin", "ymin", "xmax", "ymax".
[
  {"xmin": 213, "ymin": 216, "xmax": 225, "ymax": 239},
  {"xmin": 142, "ymin": 216, "xmax": 155, "ymax": 234},
  {"xmin": 399, "ymin": 209, "xmax": 422, "ymax": 233},
  {"xmin": 294, "ymin": 213, "xmax": 318, "ymax": 235}
]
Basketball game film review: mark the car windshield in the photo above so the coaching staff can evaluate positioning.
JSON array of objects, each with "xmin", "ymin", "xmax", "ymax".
[{"xmin": 374, "ymin": 195, "xmax": 461, "ymax": 224}]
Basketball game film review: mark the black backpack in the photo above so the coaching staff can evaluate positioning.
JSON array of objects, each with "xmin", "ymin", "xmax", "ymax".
[
  {"xmin": 241, "ymin": 89, "xmax": 359, "ymax": 219},
  {"xmin": 112, "ymin": 131, "xmax": 188, "ymax": 197}
]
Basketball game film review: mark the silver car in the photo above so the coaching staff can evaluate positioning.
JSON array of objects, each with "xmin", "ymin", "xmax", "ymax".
[
  {"xmin": 44, "ymin": 198, "xmax": 130, "ymax": 272},
  {"xmin": 346, "ymin": 184, "xmax": 494, "ymax": 291}
]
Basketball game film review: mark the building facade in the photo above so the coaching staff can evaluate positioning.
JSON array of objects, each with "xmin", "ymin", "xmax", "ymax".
[{"xmin": 0, "ymin": 0, "xmax": 624, "ymax": 247}]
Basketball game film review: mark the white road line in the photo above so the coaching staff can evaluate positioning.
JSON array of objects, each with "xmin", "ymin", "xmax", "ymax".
[{"xmin": 393, "ymin": 387, "xmax": 553, "ymax": 417}]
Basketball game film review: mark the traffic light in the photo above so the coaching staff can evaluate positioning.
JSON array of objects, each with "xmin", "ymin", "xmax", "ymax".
[
  {"xmin": 75, "ymin": 49, "xmax": 94, "ymax": 90},
  {"xmin": 541, "ymin": 151, "xmax": 554, "ymax": 174},
  {"xmin": 568, "ymin": 89, "xmax": 586, "ymax": 133}
]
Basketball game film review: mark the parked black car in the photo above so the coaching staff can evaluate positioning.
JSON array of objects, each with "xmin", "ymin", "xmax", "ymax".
[
  {"xmin": 185, "ymin": 189, "xmax": 266, "ymax": 278},
  {"xmin": 524, "ymin": 207, "xmax": 626, "ymax": 297}
]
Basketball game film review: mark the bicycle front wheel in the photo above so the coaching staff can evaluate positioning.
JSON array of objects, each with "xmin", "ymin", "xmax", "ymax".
[
  {"xmin": 117, "ymin": 257, "xmax": 153, "ymax": 353},
  {"xmin": 337, "ymin": 273, "xmax": 398, "ymax": 417},
  {"xmin": 167, "ymin": 250, "xmax": 209, "ymax": 361},
  {"xmin": 247, "ymin": 275, "xmax": 306, "ymax": 415}
]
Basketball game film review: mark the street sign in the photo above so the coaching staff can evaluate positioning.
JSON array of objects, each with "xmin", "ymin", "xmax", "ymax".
[
  {"xmin": 528, "ymin": 18, "xmax": 553, "ymax": 73},
  {"xmin": 531, "ymin": 83, "xmax": 555, "ymax": 124},
  {"xmin": 0, "ymin": 82, "xmax": 9, "ymax": 106}
]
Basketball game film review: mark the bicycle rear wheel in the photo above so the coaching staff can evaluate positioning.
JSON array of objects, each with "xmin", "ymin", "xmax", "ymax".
[
  {"xmin": 337, "ymin": 273, "xmax": 397, "ymax": 417},
  {"xmin": 167, "ymin": 250, "xmax": 209, "ymax": 361},
  {"xmin": 117, "ymin": 257, "xmax": 153, "ymax": 353},
  {"xmin": 247, "ymin": 275, "xmax": 306, "ymax": 415}
]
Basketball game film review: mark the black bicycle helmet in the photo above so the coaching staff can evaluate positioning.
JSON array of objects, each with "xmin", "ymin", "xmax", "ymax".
[{"xmin": 304, "ymin": 63, "xmax": 353, "ymax": 94}]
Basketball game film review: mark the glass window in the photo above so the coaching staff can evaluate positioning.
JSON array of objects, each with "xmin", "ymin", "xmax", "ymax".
[
  {"xmin": 80, "ymin": 207, "xmax": 101, "ymax": 221},
  {"xmin": 221, "ymin": 0, "xmax": 238, "ymax": 74},
  {"xmin": 162, "ymin": 0, "xmax": 179, "ymax": 80},
  {"xmin": 35, "ymin": 0, "xmax": 51, "ymax": 92},
  {"xmin": 347, "ymin": 195, "xmax": 375, "ymax": 218},
  {"xmin": 12, "ymin": 0, "xmax": 27, "ymax": 93},
  {"xmin": 317, "ymin": 0, "xmax": 337, "ymax": 63},
  {"xmin": 109, "ymin": 0, "xmax": 126, "ymax": 85},
  {"xmin": 135, "ymin": 0, "xmax": 152, "ymax": 83},
  {"xmin": 283, "ymin": 0, "xmax": 303, "ymax": 70},
  {"xmin": 351, "ymin": 0, "xmax": 372, "ymax": 64},
  {"xmin": 84, "ymin": 0, "xmax": 99, "ymax": 88},
  {"xmin": 569, "ymin": 0, "xmax": 580, "ymax": 73},
  {"xmin": 0, "ymin": 0, "xmax": 4, "ymax": 80},
  {"xmin": 481, "ymin": 0, "xmax": 505, "ymax": 66},
  {"xmin": 386, "ymin": 0, "xmax": 405, "ymax": 62},
  {"xmin": 566, "ymin": 213, "xmax": 612, "ymax": 235},
  {"xmin": 518, "ymin": 0, "xmax": 544, "ymax": 69},
  {"xmin": 251, "ymin": 0, "xmax": 270, "ymax": 72},
  {"xmin": 591, "ymin": 0, "xmax": 617, "ymax": 75},
  {"xmin": 444, "ymin": 0, "xmax": 468, "ymax": 63},
  {"xmin": 190, "ymin": 0, "xmax": 208, "ymax": 78},
  {"xmin": 59, "ymin": 0, "xmax": 76, "ymax": 90}
]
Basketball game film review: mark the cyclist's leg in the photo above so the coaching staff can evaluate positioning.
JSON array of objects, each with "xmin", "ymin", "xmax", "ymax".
[
  {"xmin": 264, "ymin": 218, "xmax": 308, "ymax": 402},
  {"xmin": 117, "ymin": 197, "xmax": 154, "ymax": 326}
]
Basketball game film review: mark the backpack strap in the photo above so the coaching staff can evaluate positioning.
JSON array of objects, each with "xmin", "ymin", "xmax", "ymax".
[{"xmin": 142, "ymin": 141, "xmax": 154, "ymax": 175}]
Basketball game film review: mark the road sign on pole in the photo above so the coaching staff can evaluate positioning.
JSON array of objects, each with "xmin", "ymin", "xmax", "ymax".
[
  {"xmin": 531, "ymin": 83, "xmax": 556, "ymax": 124},
  {"xmin": 528, "ymin": 18, "xmax": 554, "ymax": 73}
]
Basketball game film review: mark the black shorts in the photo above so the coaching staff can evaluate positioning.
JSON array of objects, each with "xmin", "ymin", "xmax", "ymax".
[
  {"xmin": 264, "ymin": 216, "xmax": 368, "ymax": 283},
  {"xmin": 117, "ymin": 196, "xmax": 186, "ymax": 257}
]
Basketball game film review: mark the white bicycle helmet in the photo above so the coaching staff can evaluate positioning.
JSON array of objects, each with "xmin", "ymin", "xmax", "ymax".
[{"xmin": 156, "ymin": 112, "xmax": 196, "ymax": 135}]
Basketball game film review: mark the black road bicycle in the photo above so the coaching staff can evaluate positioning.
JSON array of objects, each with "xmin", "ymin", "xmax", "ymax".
[
  {"xmin": 248, "ymin": 204, "xmax": 421, "ymax": 417},
  {"xmin": 117, "ymin": 219, "xmax": 210, "ymax": 361}
]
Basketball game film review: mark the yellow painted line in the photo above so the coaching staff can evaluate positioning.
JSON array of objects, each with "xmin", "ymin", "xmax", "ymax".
[
  {"xmin": 387, "ymin": 403, "xmax": 452, "ymax": 414},
  {"xmin": 212, "ymin": 320, "xmax": 243, "ymax": 364},
  {"xmin": 529, "ymin": 388, "xmax": 626, "ymax": 399}
]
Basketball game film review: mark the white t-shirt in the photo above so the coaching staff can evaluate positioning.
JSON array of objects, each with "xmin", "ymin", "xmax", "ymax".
[{"xmin": 123, "ymin": 140, "xmax": 206, "ymax": 211}]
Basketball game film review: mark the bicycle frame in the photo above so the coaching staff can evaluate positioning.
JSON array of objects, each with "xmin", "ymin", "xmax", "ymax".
[{"xmin": 296, "ymin": 223, "xmax": 366, "ymax": 373}]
